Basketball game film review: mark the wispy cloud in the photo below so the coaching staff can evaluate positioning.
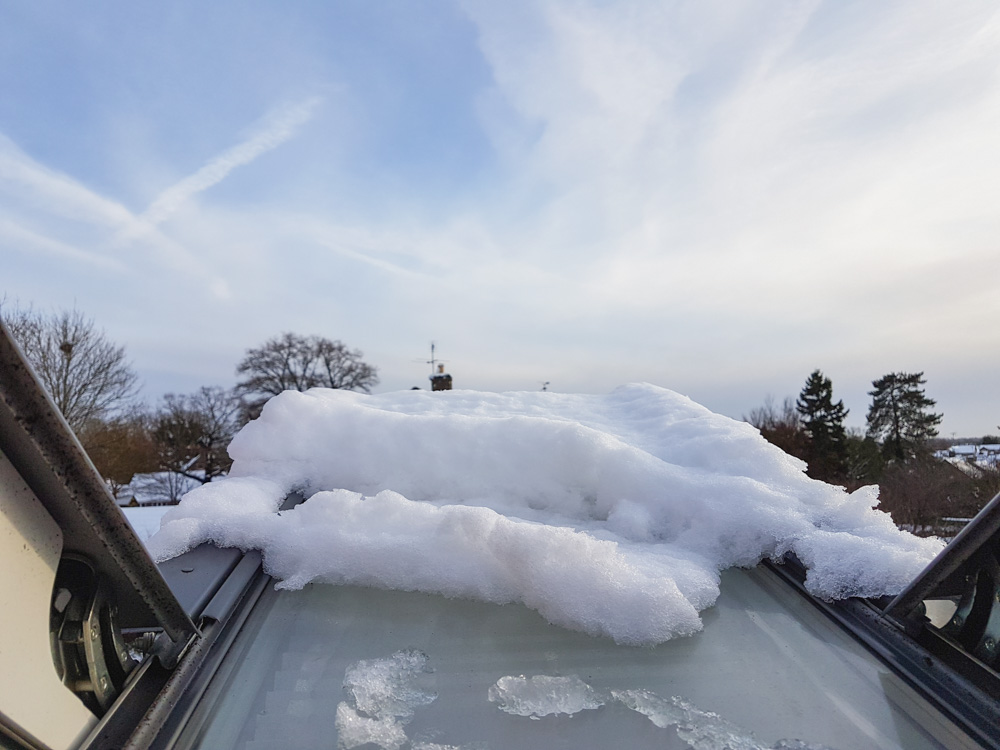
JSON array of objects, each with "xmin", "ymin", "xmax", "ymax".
[
  {"xmin": 0, "ymin": 134, "xmax": 137, "ymax": 230},
  {"xmin": 140, "ymin": 96, "xmax": 323, "ymax": 226},
  {"xmin": 0, "ymin": 131, "xmax": 212, "ymax": 275},
  {"xmin": 0, "ymin": 217, "xmax": 126, "ymax": 271},
  {"xmin": 464, "ymin": 2, "xmax": 1000, "ymax": 294}
]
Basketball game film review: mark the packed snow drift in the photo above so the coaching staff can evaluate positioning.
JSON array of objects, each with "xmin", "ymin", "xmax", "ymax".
[{"xmin": 148, "ymin": 384, "xmax": 942, "ymax": 645}]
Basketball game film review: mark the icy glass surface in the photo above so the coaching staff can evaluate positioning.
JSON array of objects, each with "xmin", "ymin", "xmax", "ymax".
[
  {"xmin": 488, "ymin": 675, "xmax": 604, "ymax": 718},
  {"xmin": 149, "ymin": 385, "xmax": 942, "ymax": 645},
  {"xmin": 187, "ymin": 566, "xmax": 970, "ymax": 750},
  {"xmin": 336, "ymin": 650, "xmax": 437, "ymax": 750},
  {"xmin": 342, "ymin": 650, "xmax": 436, "ymax": 721}
]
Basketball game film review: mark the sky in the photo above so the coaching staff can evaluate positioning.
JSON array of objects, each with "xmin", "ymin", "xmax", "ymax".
[{"xmin": 1, "ymin": 0, "xmax": 999, "ymax": 437}]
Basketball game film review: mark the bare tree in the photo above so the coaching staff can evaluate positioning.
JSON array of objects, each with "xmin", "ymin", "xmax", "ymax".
[
  {"xmin": 873, "ymin": 457, "xmax": 998, "ymax": 536},
  {"xmin": 236, "ymin": 332, "xmax": 379, "ymax": 417},
  {"xmin": 2, "ymin": 304, "xmax": 140, "ymax": 434},
  {"xmin": 80, "ymin": 415, "xmax": 158, "ymax": 497},
  {"xmin": 153, "ymin": 387, "xmax": 243, "ymax": 484},
  {"xmin": 744, "ymin": 395, "xmax": 809, "ymax": 462},
  {"xmin": 131, "ymin": 469, "xmax": 200, "ymax": 505}
]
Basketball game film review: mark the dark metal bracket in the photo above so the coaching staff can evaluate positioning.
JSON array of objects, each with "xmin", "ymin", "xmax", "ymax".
[
  {"xmin": 884, "ymin": 490, "xmax": 1000, "ymax": 673},
  {"xmin": 51, "ymin": 556, "xmax": 138, "ymax": 714},
  {"xmin": 938, "ymin": 548, "xmax": 1000, "ymax": 665}
]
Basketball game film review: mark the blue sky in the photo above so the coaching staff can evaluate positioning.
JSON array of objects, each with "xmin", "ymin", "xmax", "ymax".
[{"xmin": 2, "ymin": 0, "xmax": 999, "ymax": 436}]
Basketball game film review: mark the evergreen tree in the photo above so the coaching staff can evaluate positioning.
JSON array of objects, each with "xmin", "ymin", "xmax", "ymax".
[
  {"xmin": 844, "ymin": 431, "xmax": 885, "ymax": 489},
  {"xmin": 795, "ymin": 369, "xmax": 849, "ymax": 481},
  {"xmin": 865, "ymin": 372, "xmax": 942, "ymax": 461}
]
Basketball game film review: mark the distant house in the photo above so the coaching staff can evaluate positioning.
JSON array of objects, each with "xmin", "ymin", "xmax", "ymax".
[
  {"xmin": 949, "ymin": 445, "xmax": 978, "ymax": 457},
  {"xmin": 935, "ymin": 443, "xmax": 1000, "ymax": 471},
  {"xmin": 112, "ymin": 471, "xmax": 202, "ymax": 506}
]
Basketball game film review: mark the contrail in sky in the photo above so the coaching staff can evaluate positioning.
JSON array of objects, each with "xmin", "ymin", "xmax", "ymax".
[
  {"xmin": 0, "ymin": 133, "xmax": 136, "ymax": 229},
  {"xmin": 0, "ymin": 131, "xmax": 208, "ymax": 272},
  {"xmin": 0, "ymin": 217, "xmax": 125, "ymax": 271},
  {"xmin": 141, "ymin": 96, "xmax": 322, "ymax": 225}
]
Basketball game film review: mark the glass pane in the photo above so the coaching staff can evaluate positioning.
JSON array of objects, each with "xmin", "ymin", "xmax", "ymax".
[{"xmin": 187, "ymin": 566, "xmax": 972, "ymax": 750}]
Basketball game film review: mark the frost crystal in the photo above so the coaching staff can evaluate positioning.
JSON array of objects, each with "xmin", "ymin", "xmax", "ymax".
[
  {"xmin": 613, "ymin": 689, "xmax": 839, "ymax": 750},
  {"xmin": 488, "ymin": 674, "xmax": 604, "ymax": 718},
  {"xmin": 343, "ymin": 649, "xmax": 436, "ymax": 720},
  {"xmin": 335, "ymin": 650, "xmax": 436, "ymax": 750}
]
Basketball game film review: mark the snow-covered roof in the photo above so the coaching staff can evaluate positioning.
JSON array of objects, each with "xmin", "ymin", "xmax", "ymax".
[{"xmin": 951, "ymin": 445, "xmax": 979, "ymax": 455}]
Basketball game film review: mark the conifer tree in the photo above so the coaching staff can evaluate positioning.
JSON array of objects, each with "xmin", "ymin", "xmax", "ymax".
[
  {"xmin": 795, "ymin": 369, "xmax": 849, "ymax": 481},
  {"xmin": 865, "ymin": 372, "xmax": 942, "ymax": 461}
]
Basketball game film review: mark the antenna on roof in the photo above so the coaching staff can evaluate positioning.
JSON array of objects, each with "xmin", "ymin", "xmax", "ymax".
[
  {"xmin": 425, "ymin": 342, "xmax": 453, "ymax": 391},
  {"xmin": 427, "ymin": 341, "xmax": 437, "ymax": 374},
  {"xmin": 423, "ymin": 341, "xmax": 448, "ymax": 374}
]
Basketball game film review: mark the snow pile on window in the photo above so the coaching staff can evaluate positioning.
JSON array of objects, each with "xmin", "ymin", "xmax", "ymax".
[{"xmin": 148, "ymin": 384, "xmax": 943, "ymax": 645}]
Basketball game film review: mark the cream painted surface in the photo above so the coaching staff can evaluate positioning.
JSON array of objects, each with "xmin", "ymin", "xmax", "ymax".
[{"xmin": 0, "ymin": 451, "xmax": 97, "ymax": 749}]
